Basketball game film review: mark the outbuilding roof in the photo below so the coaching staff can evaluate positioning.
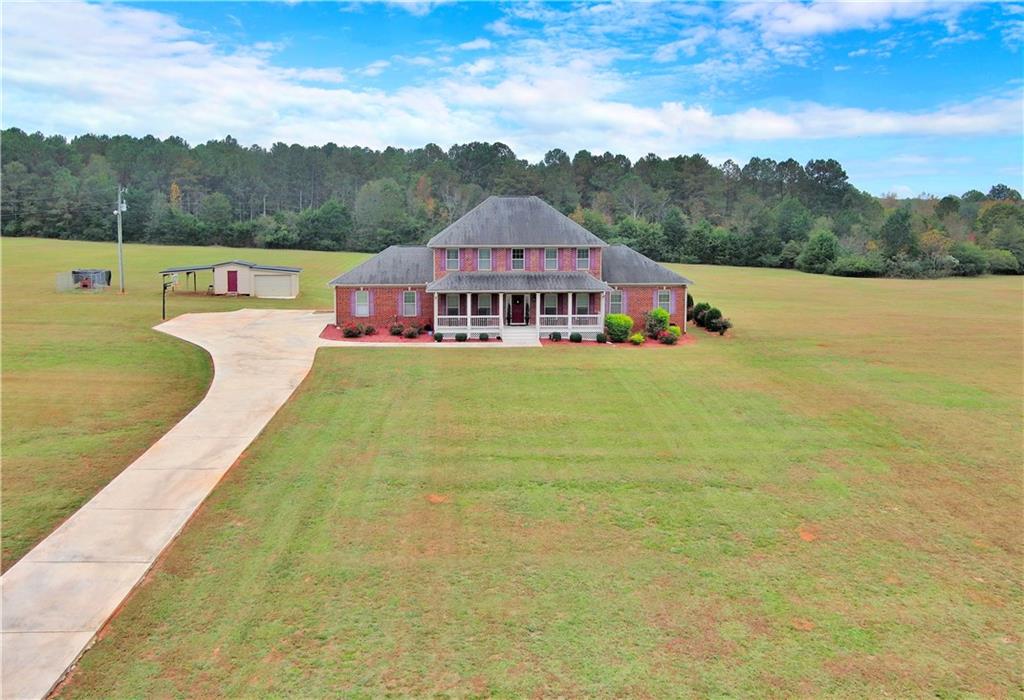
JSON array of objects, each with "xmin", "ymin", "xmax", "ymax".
[
  {"xmin": 159, "ymin": 260, "xmax": 302, "ymax": 274},
  {"xmin": 427, "ymin": 196, "xmax": 608, "ymax": 248},
  {"xmin": 328, "ymin": 246, "xmax": 434, "ymax": 286},
  {"xmin": 601, "ymin": 245, "xmax": 693, "ymax": 285},
  {"xmin": 426, "ymin": 272, "xmax": 611, "ymax": 293}
]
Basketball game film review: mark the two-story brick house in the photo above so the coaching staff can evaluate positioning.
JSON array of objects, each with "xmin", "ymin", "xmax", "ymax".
[{"xmin": 329, "ymin": 196, "xmax": 693, "ymax": 339}]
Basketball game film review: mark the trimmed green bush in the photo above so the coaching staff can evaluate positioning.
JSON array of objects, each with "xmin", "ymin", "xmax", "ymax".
[
  {"xmin": 667, "ymin": 324, "xmax": 682, "ymax": 339},
  {"xmin": 402, "ymin": 326, "xmax": 418, "ymax": 339},
  {"xmin": 455, "ymin": 333, "xmax": 468, "ymax": 342},
  {"xmin": 629, "ymin": 332, "xmax": 645, "ymax": 345},
  {"xmin": 363, "ymin": 325, "xmax": 376, "ymax": 336},
  {"xmin": 548, "ymin": 332, "xmax": 562, "ymax": 342},
  {"xmin": 692, "ymin": 302, "xmax": 711, "ymax": 326},
  {"xmin": 595, "ymin": 332, "xmax": 608, "ymax": 343},
  {"xmin": 604, "ymin": 313, "xmax": 633, "ymax": 342},
  {"xmin": 659, "ymin": 331, "xmax": 678, "ymax": 345},
  {"xmin": 479, "ymin": 333, "xmax": 489, "ymax": 341},
  {"xmin": 433, "ymin": 332, "xmax": 444, "ymax": 342},
  {"xmin": 706, "ymin": 317, "xmax": 733, "ymax": 335},
  {"xmin": 341, "ymin": 322, "xmax": 362, "ymax": 338},
  {"xmin": 644, "ymin": 307, "xmax": 670, "ymax": 338},
  {"xmin": 389, "ymin": 323, "xmax": 404, "ymax": 336},
  {"xmin": 703, "ymin": 307, "xmax": 722, "ymax": 326},
  {"xmin": 569, "ymin": 332, "xmax": 582, "ymax": 343}
]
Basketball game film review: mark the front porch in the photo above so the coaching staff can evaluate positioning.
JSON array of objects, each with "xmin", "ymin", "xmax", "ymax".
[{"xmin": 433, "ymin": 291, "xmax": 606, "ymax": 339}]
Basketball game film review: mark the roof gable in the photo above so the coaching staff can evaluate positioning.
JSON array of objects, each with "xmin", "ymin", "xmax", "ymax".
[
  {"xmin": 427, "ymin": 196, "xmax": 607, "ymax": 248},
  {"xmin": 601, "ymin": 245, "xmax": 693, "ymax": 285},
  {"xmin": 328, "ymin": 246, "xmax": 433, "ymax": 286}
]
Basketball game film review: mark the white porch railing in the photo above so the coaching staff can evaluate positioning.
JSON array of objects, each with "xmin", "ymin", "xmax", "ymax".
[
  {"xmin": 436, "ymin": 315, "xmax": 467, "ymax": 328},
  {"xmin": 539, "ymin": 315, "xmax": 568, "ymax": 327},
  {"xmin": 572, "ymin": 314, "xmax": 600, "ymax": 326},
  {"xmin": 470, "ymin": 315, "xmax": 500, "ymax": 327},
  {"xmin": 436, "ymin": 315, "xmax": 500, "ymax": 329}
]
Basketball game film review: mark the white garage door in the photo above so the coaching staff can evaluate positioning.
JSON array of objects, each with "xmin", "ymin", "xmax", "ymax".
[{"xmin": 253, "ymin": 274, "xmax": 293, "ymax": 298}]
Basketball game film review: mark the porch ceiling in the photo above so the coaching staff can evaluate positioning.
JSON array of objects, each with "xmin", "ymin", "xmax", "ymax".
[{"xmin": 425, "ymin": 272, "xmax": 611, "ymax": 293}]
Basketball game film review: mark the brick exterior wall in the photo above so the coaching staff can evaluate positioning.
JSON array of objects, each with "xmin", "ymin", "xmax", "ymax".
[
  {"xmin": 605, "ymin": 285, "xmax": 687, "ymax": 333},
  {"xmin": 433, "ymin": 246, "xmax": 602, "ymax": 278},
  {"xmin": 335, "ymin": 286, "xmax": 432, "ymax": 329}
]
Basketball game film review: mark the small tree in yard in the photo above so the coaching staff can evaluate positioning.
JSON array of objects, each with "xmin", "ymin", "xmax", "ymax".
[
  {"xmin": 796, "ymin": 229, "xmax": 839, "ymax": 273},
  {"xmin": 644, "ymin": 307, "xmax": 670, "ymax": 338}
]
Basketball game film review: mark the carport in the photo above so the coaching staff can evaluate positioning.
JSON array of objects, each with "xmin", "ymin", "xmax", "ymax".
[{"xmin": 159, "ymin": 260, "xmax": 302, "ymax": 299}]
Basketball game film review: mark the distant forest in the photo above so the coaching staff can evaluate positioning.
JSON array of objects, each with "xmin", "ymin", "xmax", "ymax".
[{"xmin": 2, "ymin": 127, "xmax": 1022, "ymax": 277}]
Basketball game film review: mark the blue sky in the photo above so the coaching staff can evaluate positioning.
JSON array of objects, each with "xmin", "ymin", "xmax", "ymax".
[{"xmin": 2, "ymin": 1, "xmax": 1022, "ymax": 196}]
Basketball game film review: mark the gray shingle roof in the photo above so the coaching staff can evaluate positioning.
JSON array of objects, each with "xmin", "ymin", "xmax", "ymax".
[
  {"xmin": 328, "ymin": 246, "xmax": 433, "ymax": 286},
  {"xmin": 601, "ymin": 245, "xmax": 693, "ymax": 285},
  {"xmin": 159, "ymin": 260, "xmax": 302, "ymax": 274},
  {"xmin": 426, "ymin": 272, "xmax": 611, "ymax": 293},
  {"xmin": 427, "ymin": 196, "xmax": 608, "ymax": 248}
]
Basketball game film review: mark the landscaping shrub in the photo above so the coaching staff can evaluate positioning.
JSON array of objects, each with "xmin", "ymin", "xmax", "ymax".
[
  {"xmin": 479, "ymin": 333, "xmax": 489, "ymax": 341},
  {"xmin": 703, "ymin": 307, "xmax": 722, "ymax": 326},
  {"xmin": 667, "ymin": 324, "xmax": 682, "ymax": 339},
  {"xmin": 829, "ymin": 254, "xmax": 884, "ymax": 277},
  {"xmin": 455, "ymin": 333, "xmax": 468, "ymax": 342},
  {"xmin": 692, "ymin": 302, "xmax": 711, "ymax": 326},
  {"xmin": 658, "ymin": 331, "xmax": 678, "ymax": 345},
  {"xmin": 706, "ymin": 317, "xmax": 733, "ymax": 335},
  {"xmin": 644, "ymin": 307, "xmax": 670, "ymax": 338},
  {"xmin": 341, "ymin": 323, "xmax": 362, "ymax": 338},
  {"xmin": 629, "ymin": 332, "xmax": 645, "ymax": 345},
  {"xmin": 548, "ymin": 332, "xmax": 562, "ymax": 342},
  {"xmin": 569, "ymin": 332, "xmax": 582, "ymax": 343},
  {"xmin": 363, "ymin": 325, "xmax": 376, "ymax": 336},
  {"xmin": 686, "ymin": 293, "xmax": 694, "ymax": 309},
  {"xmin": 595, "ymin": 332, "xmax": 608, "ymax": 343},
  {"xmin": 389, "ymin": 323, "xmax": 404, "ymax": 336},
  {"xmin": 604, "ymin": 313, "xmax": 633, "ymax": 342},
  {"xmin": 402, "ymin": 326, "xmax": 418, "ymax": 339},
  {"xmin": 422, "ymin": 322, "xmax": 433, "ymax": 332},
  {"xmin": 433, "ymin": 332, "xmax": 444, "ymax": 342},
  {"xmin": 985, "ymin": 248, "xmax": 1020, "ymax": 274}
]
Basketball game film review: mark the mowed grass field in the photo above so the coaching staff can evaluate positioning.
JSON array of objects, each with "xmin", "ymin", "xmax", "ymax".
[
  {"xmin": 29, "ymin": 240, "xmax": 1020, "ymax": 696},
  {"xmin": 1, "ymin": 237, "xmax": 368, "ymax": 568}
]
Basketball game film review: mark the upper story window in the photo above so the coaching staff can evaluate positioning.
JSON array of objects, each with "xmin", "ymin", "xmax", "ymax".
[
  {"xmin": 576, "ymin": 248, "xmax": 590, "ymax": 270},
  {"xmin": 402, "ymin": 291, "xmax": 417, "ymax": 317},
  {"xmin": 544, "ymin": 248, "xmax": 558, "ymax": 271},
  {"xmin": 657, "ymin": 290, "xmax": 672, "ymax": 312},
  {"xmin": 609, "ymin": 291, "xmax": 623, "ymax": 314},
  {"xmin": 478, "ymin": 248, "xmax": 491, "ymax": 271},
  {"xmin": 446, "ymin": 249, "xmax": 460, "ymax": 271},
  {"xmin": 511, "ymin": 248, "xmax": 525, "ymax": 270},
  {"xmin": 355, "ymin": 290, "xmax": 370, "ymax": 317}
]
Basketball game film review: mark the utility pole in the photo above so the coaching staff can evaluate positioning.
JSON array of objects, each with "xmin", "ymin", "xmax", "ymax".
[{"xmin": 114, "ymin": 185, "xmax": 127, "ymax": 293}]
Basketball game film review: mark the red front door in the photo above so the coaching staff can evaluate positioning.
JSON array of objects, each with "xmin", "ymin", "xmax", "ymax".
[
  {"xmin": 227, "ymin": 270, "xmax": 238, "ymax": 293},
  {"xmin": 510, "ymin": 295, "xmax": 525, "ymax": 324}
]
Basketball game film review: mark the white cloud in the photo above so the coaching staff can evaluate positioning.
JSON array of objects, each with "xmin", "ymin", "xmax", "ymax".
[
  {"xmin": 485, "ymin": 18, "xmax": 519, "ymax": 37},
  {"xmin": 934, "ymin": 30, "xmax": 983, "ymax": 46},
  {"xmin": 1, "ymin": 0, "xmax": 1020, "ymax": 165},
  {"xmin": 848, "ymin": 48, "xmax": 870, "ymax": 57},
  {"xmin": 457, "ymin": 38, "xmax": 492, "ymax": 51},
  {"xmin": 385, "ymin": 0, "xmax": 452, "ymax": 17},
  {"xmin": 833, "ymin": 64, "xmax": 851, "ymax": 72},
  {"xmin": 727, "ymin": 1, "xmax": 969, "ymax": 40}
]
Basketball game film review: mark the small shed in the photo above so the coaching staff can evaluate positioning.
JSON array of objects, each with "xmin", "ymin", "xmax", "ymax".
[{"xmin": 159, "ymin": 260, "xmax": 302, "ymax": 299}]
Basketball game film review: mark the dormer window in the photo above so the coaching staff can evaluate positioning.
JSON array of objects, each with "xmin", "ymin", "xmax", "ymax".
[
  {"xmin": 446, "ymin": 249, "xmax": 460, "ymax": 271},
  {"xmin": 576, "ymin": 248, "xmax": 590, "ymax": 270},
  {"xmin": 511, "ymin": 248, "xmax": 525, "ymax": 270},
  {"xmin": 544, "ymin": 248, "xmax": 558, "ymax": 271},
  {"xmin": 478, "ymin": 248, "xmax": 491, "ymax": 271}
]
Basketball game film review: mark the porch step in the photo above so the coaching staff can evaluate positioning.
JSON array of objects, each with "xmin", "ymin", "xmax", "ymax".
[{"xmin": 500, "ymin": 327, "xmax": 541, "ymax": 347}]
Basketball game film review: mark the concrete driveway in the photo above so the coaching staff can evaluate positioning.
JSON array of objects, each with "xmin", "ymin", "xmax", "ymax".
[{"xmin": 1, "ymin": 309, "xmax": 330, "ymax": 700}]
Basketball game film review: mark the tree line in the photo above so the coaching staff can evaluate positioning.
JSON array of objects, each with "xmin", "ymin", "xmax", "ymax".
[{"xmin": 2, "ymin": 127, "xmax": 1022, "ymax": 277}]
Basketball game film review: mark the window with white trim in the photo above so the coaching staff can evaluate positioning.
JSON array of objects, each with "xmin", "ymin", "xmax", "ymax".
[
  {"xmin": 575, "ymin": 293, "xmax": 589, "ymax": 315},
  {"xmin": 477, "ymin": 293, "xmax": 492, "ymax": 316},
  {"xmin": 544, "ymin": 248, "xmax": 558, "ymax": 271},
  {"xmin": 478, "ymin": 248, "xmax": 491, "ymax": 271},
  {"xmin": 354, "ymin": 290, "xmax": 370, "ymax": 317},
  {"xmin": 609, "ymin": 291, "xmax": 623, "ymax": 314},
  {"xmin": 445, "ymin": 293, "xmax": 460, "ymax": 316},
  {"xmin": 576, "ymin": 248, "xmax": 590, "ymax": 270},
  {"xmin": 657, "ymin": 290, "xmax": 672, "ymax": 312},
  {"xmin": 543, "ymin": 293, "xmax": 558, "ymax": 315},
  {"xmin": 402, "ymin": 290, "xmax": 416, "ymax": 317},
  {"xmin": 446, "ymin": 248, "xmax": 460, "ymax": 271},
  {"xmin": 511, "ymin": 248, "xmax": 525, "ymax": 270}
]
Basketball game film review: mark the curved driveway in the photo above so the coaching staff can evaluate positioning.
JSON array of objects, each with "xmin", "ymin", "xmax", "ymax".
[{"xmin": 1, "ymin": 309, "xmax": 330, "ymax": 700}]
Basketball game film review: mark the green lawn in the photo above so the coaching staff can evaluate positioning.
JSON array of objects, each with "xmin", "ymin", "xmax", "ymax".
[
  {"xmin": 1, "ymin": 237, "xmax": 368, "ymax": 568},
  {"xmin": 40, "ymin": 250, "xmax": 1023, "ymax": 696}
]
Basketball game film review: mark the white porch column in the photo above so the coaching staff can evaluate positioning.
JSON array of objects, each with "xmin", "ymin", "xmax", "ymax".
[
  {"xmin": 465, "ymin": 292, "xmax": 471, "ymax": 326},
  {"xmin": 433, "ymin": 293, "xmax": 439, "ymax": 326},
  {"xmin": 568, "ymin": 292, "xmax": 573, "ymax": 330},
  {"xmin": 534, "ymin": 292, "xmax": 540, "ymax": 327},
  {"xmin": 599, "ymin": 291, "xmax": 606, "ymax": 327},
  {"xmin": 682, "ymin": 286, "xmax": 688, "ymax": 334},
  {"xmin": 499, "ymin": 292, "xmax": 504, "ymax": 330}
]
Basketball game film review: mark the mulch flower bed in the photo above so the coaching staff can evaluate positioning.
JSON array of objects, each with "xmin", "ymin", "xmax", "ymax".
[
  {"xmin": 319, "ymin": 325, "xmax": 434, "ymax": 343},
  {"xmin": 540, "ymin": 334, "xmax": 696, "ymax": 347}
]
